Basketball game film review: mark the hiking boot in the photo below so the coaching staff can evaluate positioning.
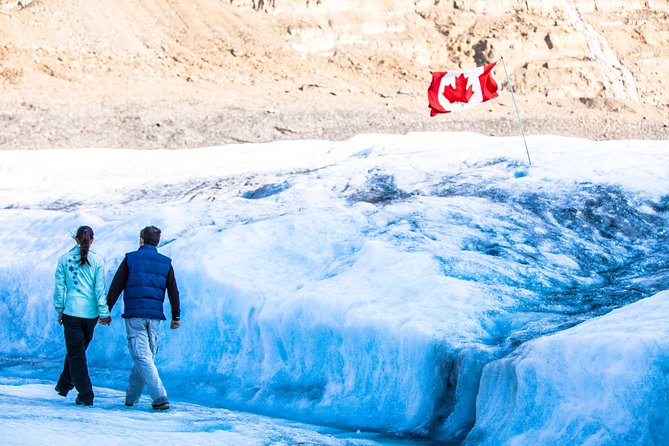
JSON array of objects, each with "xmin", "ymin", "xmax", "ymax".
[
  {"xmin": 152, "ymin": 401, "xmax": 170, "ymax": 411},
  {"xmin": 54, "ymin": 385, "xmax": 68, "ymax": 397},
  {"xmin": 125, "ymin": 401, "xmax": 134, "ymax": 407},
  {"xmin": 75, "ymin": 396, "xmax": 93, "ymax": 406}
]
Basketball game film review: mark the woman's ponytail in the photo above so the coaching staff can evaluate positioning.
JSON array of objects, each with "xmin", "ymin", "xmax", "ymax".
[{"xmin": 75, "ymin": 226, "xmax": 94, "ymax": 266}]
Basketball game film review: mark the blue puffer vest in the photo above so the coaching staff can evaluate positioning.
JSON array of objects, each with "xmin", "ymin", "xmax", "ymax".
[{"xmin": 122, "ymin": 244, "xmax": 172, "ymax": 320}]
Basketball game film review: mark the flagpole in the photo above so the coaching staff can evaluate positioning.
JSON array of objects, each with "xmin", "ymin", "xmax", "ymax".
[{"xmin": 500, "ymin": 56, "xmax": 532, "ymax": 166}]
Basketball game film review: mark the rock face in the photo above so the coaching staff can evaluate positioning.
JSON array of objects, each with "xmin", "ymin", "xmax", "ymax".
[
  {"xmin": 0, "ymin": 0, "xmax": 667, "ymax": 148},
  {"xmin": 259, "ymin": 0, "xmax": 668, "ymax": 104}
]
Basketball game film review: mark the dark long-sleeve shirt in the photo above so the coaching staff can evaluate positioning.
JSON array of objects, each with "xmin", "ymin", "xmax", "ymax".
[{"xmin": 107, "ymin": 258, "xmax": 181, "ymax": 321}]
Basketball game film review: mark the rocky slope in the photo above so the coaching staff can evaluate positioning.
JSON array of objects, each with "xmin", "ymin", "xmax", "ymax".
[{"xmin": 0, "ymin": 0, "xmax": 667, "ymax": 148}]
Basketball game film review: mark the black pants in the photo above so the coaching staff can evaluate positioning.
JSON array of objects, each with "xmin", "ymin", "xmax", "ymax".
[{"xmin": 56, "ymin": 314, "xmax": 98, "ymax": 404}]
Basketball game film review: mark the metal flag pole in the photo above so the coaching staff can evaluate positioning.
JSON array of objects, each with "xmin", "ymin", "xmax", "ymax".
[{"xmin": 500, "ymin": 56, "xmax": 532, "ymax": 166}]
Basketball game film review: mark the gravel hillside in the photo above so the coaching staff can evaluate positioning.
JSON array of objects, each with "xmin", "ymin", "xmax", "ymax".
[{"xmin": 1, "ymin": 0, "xmax": 667, "ymax": 148}]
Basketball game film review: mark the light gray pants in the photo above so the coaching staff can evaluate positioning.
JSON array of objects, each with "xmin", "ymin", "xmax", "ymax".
[{"xmin": 124, "ymin": 318, "xmax": 168, "ymax": 406}]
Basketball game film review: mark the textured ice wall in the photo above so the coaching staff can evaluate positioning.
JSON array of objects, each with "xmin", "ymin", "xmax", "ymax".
[{"xmin": 467, "ymin": 290, "xmax": 669, "ymax": 446}]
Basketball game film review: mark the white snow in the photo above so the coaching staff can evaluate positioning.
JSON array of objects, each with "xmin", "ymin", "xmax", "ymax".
[{"xmin": 0, "ymin": 131, "xmax": 667, "ymax": 445}]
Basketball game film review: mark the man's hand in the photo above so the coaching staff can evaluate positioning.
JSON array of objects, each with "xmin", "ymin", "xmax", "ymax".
[
  {"xmin": 99, "ymin": 316, "xmax": 112, "ymax": 326},
  {"xmin": 58, "ymin": 315, "xmax": 63, "ymax": 325},
  {"xmin": 170, "ymin": 320, "xmax": 180, "ymax": 330}
]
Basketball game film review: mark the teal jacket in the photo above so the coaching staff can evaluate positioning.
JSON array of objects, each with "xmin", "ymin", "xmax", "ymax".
[{"xmin": 54, "ymin": 246, "xmax": 110, "ymax": 319}]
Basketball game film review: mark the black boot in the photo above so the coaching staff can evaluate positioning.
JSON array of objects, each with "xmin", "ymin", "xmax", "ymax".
[
  {"xmin": 75, "ymin": 396, "xmax": 93, "ymax": 406},
  {"xmin": 54, "ymin": 385, "xmax": 69, "ymax": 397}
]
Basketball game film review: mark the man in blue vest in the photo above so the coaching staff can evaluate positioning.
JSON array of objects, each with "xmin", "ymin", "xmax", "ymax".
[{"xmin": 107, "ymin": 225, "xmax": 181, "ymax": 411}]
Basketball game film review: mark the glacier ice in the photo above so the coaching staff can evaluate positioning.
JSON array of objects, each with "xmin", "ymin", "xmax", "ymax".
[
  {"xmin": 467, "ymin": 290, "xmax": 669, "ymax": 445},
  {"xmin": 0, "ymin": 132, "xmax": 667, "ymax": 444}
]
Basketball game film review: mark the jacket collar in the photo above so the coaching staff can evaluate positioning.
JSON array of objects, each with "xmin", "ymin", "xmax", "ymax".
[
  {"xmin": 139, "ymin": 244, "xmax": 158, "ymax": 252},
  {"xmin": 70, "ymin": 245, "xmax": 94, "ymax": 255}
]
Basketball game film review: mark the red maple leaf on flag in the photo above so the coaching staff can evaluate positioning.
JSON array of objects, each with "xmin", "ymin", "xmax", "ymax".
[{"xmin": 442, "ymin": 73, "xmax": 474, "ymax": 104}]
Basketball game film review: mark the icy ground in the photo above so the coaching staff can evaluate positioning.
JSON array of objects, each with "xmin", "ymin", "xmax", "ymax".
[
  {"xmin": 0, "ymin": 132, "xmax": 668, "ymax": 445},
  {"xmin": 0, "ymin": 374, "xmax": 420, "ymax": 446}
]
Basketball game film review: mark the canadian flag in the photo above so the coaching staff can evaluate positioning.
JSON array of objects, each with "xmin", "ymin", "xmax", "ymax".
[{"xmin": 427, "ymin": 62, "xmax": 501, "ymax": 116}]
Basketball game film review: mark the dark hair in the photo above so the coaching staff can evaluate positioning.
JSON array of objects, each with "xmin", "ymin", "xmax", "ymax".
[
  {"xmin": 140, "ymin": 226, "xmax": 161, "ymax": 246},
  {"xmin": 75, "ymin": 226, "xmax": 94, "ymax": 266}
]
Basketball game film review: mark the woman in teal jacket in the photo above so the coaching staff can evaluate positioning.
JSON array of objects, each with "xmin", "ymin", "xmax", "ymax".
[{"xmin": 54, "ymin": 226, "xmax": 111, "ymax": 406}]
